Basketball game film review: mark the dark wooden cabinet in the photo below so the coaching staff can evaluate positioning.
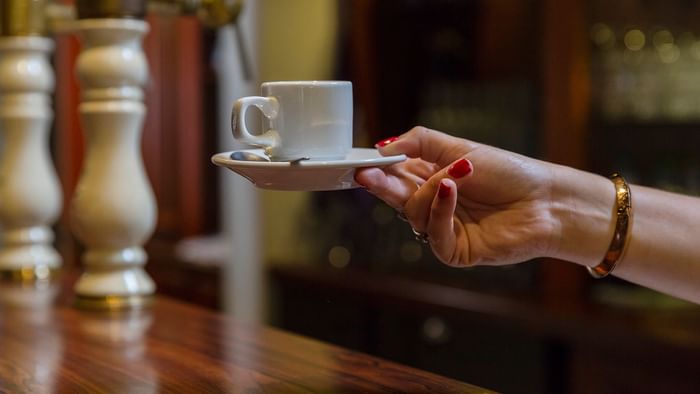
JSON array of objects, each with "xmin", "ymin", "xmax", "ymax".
[
  {"xmin": 271, "ymin": 267, "xmax": 548, "ymax": 393},
  {"xmin": 373, "ymin": 310, "xmax": 549, "ymax": 394},
  {"xmin": 270, "ymin": 265, "xmax": 700, "ymax": 394},
  {"xmin": 568, "ymin": 344, "xmax": 700, "ymax": 394}
]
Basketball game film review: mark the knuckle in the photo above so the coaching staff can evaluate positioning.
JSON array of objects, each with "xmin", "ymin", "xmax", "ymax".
[
  {"xmin": 409, "ymin": 125, "xmax": 430, "ymax": 136},
  {"xmin": 439, "ymin": 252, "xmax": 463, "ymax": 268}
]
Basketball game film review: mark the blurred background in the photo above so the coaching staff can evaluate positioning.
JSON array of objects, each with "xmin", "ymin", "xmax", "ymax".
[{"xmin": 51, "ymin": 0, "xmax": 700, "ymax": 392}]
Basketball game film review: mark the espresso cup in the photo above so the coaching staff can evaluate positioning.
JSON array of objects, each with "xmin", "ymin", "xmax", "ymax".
[{"xmin": 231, "ymin": 81, "xmax": 353, "ymax": 161}]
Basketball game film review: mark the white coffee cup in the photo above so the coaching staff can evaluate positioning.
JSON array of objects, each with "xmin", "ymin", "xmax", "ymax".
[{"xmin": 231, "ymin": 81, "xmax": 353, "ymax": 161}]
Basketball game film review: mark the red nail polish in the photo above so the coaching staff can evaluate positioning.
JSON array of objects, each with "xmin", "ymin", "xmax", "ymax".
[
  {"xmin": 375, "ymin": 136, "xmax": 399, "ymax": 148},
  {"xmin": 447, "ymin": 159, "xmax": 472, "ymax": 178},
  {"xmin": 438, "ymin": 180, "xmax": 450, "ymax": 199}
]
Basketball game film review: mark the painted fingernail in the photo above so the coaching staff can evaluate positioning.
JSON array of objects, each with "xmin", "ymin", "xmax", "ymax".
[
  {"xmin": 375, "ymin": 136, "xmax": 399, "ymax": 148},
  {"xmin": 447, "ymin": 158, "xmax": 472, "ymax": 178},
  {"xmin": 438, "ymin": 180, "xmax": 451, "ymax": 199}
]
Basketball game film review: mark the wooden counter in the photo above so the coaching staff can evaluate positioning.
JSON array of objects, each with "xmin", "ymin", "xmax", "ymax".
[{"xmin": 0, "ymin": 279, "xmax": 489, "ymax": 393}]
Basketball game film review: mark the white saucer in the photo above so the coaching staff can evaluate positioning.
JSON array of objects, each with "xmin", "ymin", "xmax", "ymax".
[{"xmin": 211, "ymin": 148, "xmax": 406, "ymax": 191}]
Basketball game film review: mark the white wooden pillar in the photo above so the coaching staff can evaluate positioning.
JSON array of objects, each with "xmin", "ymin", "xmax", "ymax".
[
  {"xmin": 71, "ymin": 1, "xmax": 156, "ymax": 309},
  {"xmin": 0, "ymin": 3, "xmax": 63, "ymax": 281}
]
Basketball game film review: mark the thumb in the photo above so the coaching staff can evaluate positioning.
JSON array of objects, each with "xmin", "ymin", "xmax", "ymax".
[{"xmin": 375, "ymin": 126, "xmax": 479, "ymax": 168}]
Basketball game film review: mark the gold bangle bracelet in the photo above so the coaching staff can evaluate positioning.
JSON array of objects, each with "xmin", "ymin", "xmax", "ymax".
[{"xmin": 587, "ymin": 173, "xmax": 632, "ymax": 279}]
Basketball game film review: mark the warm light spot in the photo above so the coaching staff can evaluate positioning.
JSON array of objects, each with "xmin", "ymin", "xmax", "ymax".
[
  {"xmin": 657, "ymin": 43, "xmax": 680, "ymax": 64},
  {"xmin": 591, "ymin": 23, "xmax": 615, "ymax": 49},
  {"xmin": 624, "ymin": 29, "xmax": 646, "ymax": 51},
  {"xmin": 35, "ymin": 265, "xmax": 50, "ymax": 280},
  {"xmin": 691, "ymin": 41, "xmax": 700, "ymax": 60},
  {"xmin": 328, "ymin": 246, "xmax": 350, "ymax": 268},
  {"xmin": 652, "ymin": 30, "xmax": 674, "ymax": 49}
]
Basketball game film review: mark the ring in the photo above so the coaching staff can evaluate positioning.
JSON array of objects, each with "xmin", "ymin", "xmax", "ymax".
[
  {"xmin": 412, "ymin": 227, "xmax": 429, "ymax": 244},
  {"xmin": 396, "ymin": 210, "xmax": 409, "ymax": 223}
]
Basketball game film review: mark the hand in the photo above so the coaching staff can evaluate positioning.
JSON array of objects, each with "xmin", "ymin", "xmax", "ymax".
[{"xmin": 355, "ymin": 126, "xmax": 558, "ymax": 267}]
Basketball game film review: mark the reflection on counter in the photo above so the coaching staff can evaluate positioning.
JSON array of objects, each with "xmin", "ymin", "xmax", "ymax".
[
  {"xmin": 0, "ymin": 279, "xmax": 157, "ymax": 393},
  {"xmin": 79, "ymin": 309, "xmax": 154, "ymax": 361},
  {"xmin": 77, "ymin": 308, "xmax": 158, "ymax": 392},
  {"xmin": 0, "ymin": 280, "xmax": 62, "ymax": 392}
]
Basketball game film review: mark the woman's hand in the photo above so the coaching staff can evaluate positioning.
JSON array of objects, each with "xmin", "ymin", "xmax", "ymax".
[
  {"xmin": 358, "ymin": 126, "xmax": 700, "ymax": 304},
  {"xmin": 355, "ymin": 126, "xmax": 559, "ymax": 267}
]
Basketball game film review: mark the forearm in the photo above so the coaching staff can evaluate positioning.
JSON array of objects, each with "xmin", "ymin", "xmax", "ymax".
[
  {"xmin": 614, "ymin": 185, "xmax": 700, "ymax": 302},
  {"xmin": 550, "ymin": 165, "xmax": 700, "ymax": 303}
]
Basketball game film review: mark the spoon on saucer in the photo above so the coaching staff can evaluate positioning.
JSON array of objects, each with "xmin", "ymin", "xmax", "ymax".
[
  {"xmin": 230, "ymin": 150, "xmax": 269, "ymax": 162},
  {"xmin": 230, "ymin": 151, "xmax": 310, "ymax": 164}
]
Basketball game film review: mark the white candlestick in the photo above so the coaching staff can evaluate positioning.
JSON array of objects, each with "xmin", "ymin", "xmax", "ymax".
[
  {"xmin": 0, "ymin": 36, "xmax": 62, "ymax": 280},
  {"xmin": 71, "ymin": 18, "xmax": 156, "ymax": 308}
]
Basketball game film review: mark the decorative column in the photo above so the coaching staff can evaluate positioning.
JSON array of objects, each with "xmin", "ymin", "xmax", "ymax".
[
  {"xmin": 0, "ymin": 0, "xmax": 62, "ymax": 281},
  {"xmin": 71, "ymin": 0, "xmax": 157, "ymax": 309}
]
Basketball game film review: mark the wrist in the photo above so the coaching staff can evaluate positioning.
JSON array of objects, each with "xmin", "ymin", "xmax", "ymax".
[{"xmin": 547, "ymin": 164, "xmax": 617, "ymax": 267}]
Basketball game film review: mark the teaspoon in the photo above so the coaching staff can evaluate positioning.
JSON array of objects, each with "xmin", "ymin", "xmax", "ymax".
[{"xmin": 230, "ymin": 151, "xmax": 310, "ymax": 164}]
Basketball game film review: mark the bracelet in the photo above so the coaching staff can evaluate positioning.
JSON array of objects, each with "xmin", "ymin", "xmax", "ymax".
[{"xmin": 587, "ymin": 173, "xmax": 632, "ymax": 279}]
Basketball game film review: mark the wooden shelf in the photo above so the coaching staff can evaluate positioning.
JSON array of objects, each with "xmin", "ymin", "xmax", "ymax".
[{"xmin": 270, "ymin": 264, "xmax": 700, "ymax": 352}]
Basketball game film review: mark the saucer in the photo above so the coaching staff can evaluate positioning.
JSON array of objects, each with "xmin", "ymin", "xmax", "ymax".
[{"xmin": 211, "ymin": 148, "xmax": 406, "ymax": 191}]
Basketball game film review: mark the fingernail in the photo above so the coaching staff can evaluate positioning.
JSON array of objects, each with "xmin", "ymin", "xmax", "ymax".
[
  {"xmin": 375, "ymin": 136, "xmax": 399, "ymax": 148},
  {"xmin": 447, "ymin": 159, "xmax": 472, "ymax": 178},
  {"xmin": 438, "ymin": 180, "xmax": 451, "ymax": 199}
]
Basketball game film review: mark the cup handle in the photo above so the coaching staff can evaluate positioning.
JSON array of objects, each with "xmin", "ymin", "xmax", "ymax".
[{"xmin": 231, "ymin": 96, "xmax": 280, "ymax": 148}]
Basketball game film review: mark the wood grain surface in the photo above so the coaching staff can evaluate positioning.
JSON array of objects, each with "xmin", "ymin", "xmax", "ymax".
[{"xmin": 0, "ymin": 280, "xmax": 489, "ymax": 393}]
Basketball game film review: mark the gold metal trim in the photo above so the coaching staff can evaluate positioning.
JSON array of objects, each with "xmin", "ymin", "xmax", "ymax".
[
  {"xmin": 587, "ymin": 173, "xmax": 632, "ymax": 279},
  {"xmin": 0, "ymin": 0, "xmax": 47, "ymax": 36},
  {"xmin": 76, "ymin": 0, "xmax": 146, "ymax": 20},
  {"xmin": 0, "ymin": 265, "xmax": 59, "ymax": 282},
  {"xmin": 198, "ymin": 0, "xmax": 242, "ymax": 28},
  {"xmin": 74, "ymin": 294, "xmax": 154, "ymax": 311}
]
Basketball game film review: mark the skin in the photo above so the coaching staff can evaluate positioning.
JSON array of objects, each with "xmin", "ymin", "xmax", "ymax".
[{"xmin": 356, "ymin": 126, "xmax": 700, "ymax": 303}]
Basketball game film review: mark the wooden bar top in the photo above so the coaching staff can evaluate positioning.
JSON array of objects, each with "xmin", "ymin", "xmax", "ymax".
[{"xmin": 0, "ymin": 280, "xmax": 488, "ymax": 393}]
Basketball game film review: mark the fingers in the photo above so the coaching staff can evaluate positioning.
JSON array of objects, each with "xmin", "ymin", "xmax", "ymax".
[
  {"xmin": 360, "ymin": 126, "xmax": 473, "ymax": 209},
  {"xmin": 354, "ymin": 167, "xmax": 417, "ymax": 210},
  {"xmin": 376, "ymin": 126, "xmax": 480, "ymax": 168},
  {"xmin": 403, "ymin": 158, "xmax": 442, "ymax": 181},
  {"xmin": 426, "ymin": 179, "xmax": 459, "ymax": 264},
  {"xmin": 405, "ymin": 157, "xmax": 474, "ymax": 233},
  {"xmin": 355, "ymin": 158, "xmax": 440, "ymax": 210},
  {"xmin": 358, "ymin": 153, "xmax": 475, "ymax": 267}
]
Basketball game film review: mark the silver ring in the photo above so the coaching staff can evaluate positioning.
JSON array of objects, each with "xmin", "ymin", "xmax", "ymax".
[
  {"xmin": 396, "ymin": 210, "xmax": 409, "ymax": 223},
  {"xmin": 412, "ymin": 228, "xmax": 429, "ymax": 244}
]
